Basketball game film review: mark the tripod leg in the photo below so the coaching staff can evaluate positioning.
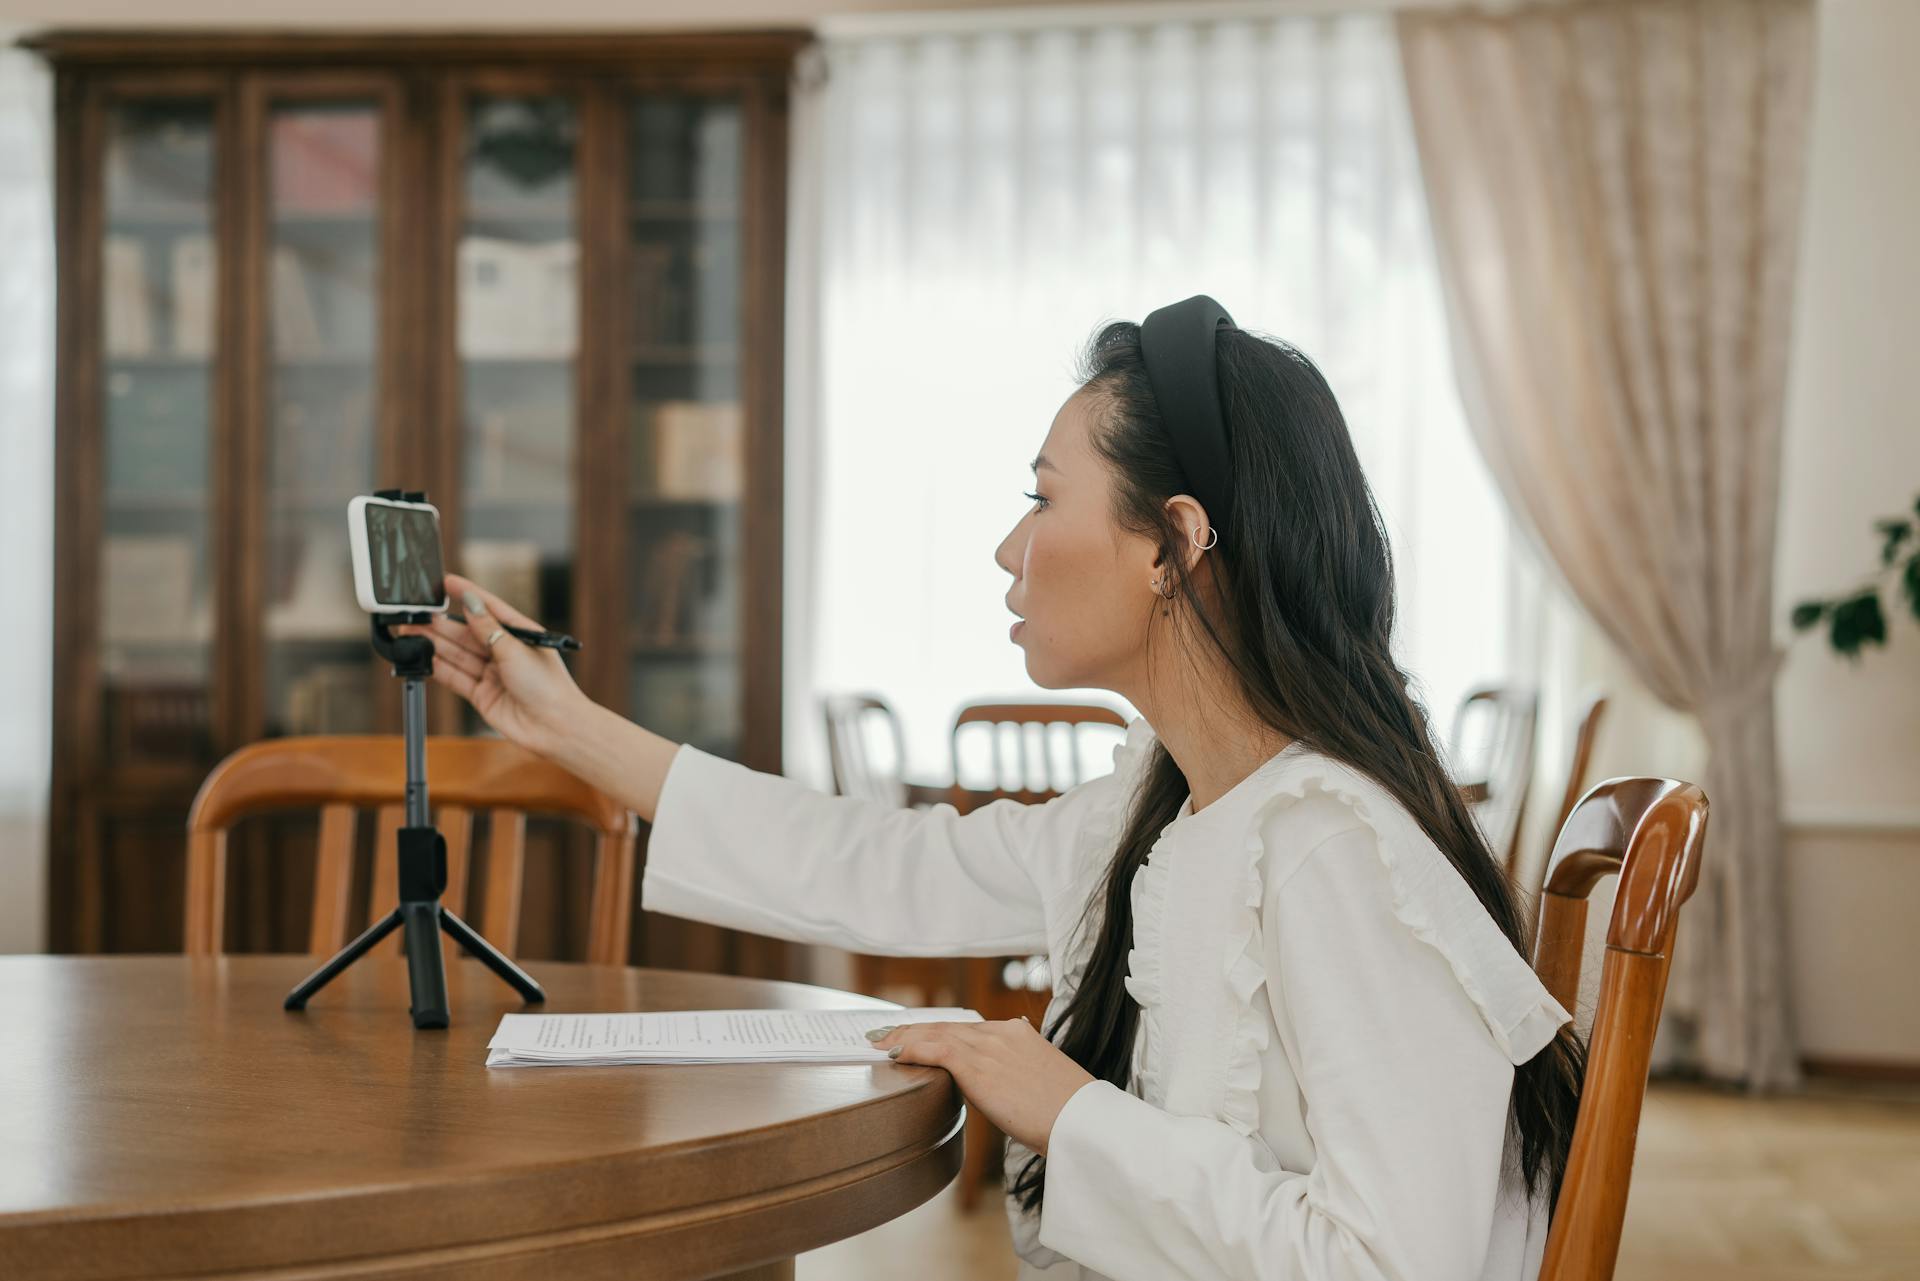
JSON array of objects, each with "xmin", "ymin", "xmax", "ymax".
[
  {"xmin": 403, "ymin": 901, "xmax": 451, "ymax": 1030},
  {"xmin": 442, "ymin": 908, "xmax": 546, "ymax": 1004},
  {"xmin": 286, "ymin": 908, "xmax": 404, "ymax": 1010}
]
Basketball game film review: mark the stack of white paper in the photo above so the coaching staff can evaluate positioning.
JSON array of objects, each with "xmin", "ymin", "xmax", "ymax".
[{"xmin": 485, "ymin": 1007, "xmax": 983, "ymax": 1068}]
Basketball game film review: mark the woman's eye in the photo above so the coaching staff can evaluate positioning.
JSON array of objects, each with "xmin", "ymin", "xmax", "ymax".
[{"xmin": 1023, "ymin": 490, "xmax": 1049, "ymax": 510}]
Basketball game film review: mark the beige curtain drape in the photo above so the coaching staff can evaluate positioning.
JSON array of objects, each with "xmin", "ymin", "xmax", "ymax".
[{"xmin": 1397, "ymin": 0, "xmax": 1815, "ymax": 1087}]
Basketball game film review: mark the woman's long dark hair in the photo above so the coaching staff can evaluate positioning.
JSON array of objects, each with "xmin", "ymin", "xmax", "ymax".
[{"xmin": 1009, "ymin": 320, "xmax": 1586, "ymax": 1216}]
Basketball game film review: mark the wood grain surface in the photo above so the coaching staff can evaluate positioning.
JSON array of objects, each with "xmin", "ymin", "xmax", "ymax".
[{"xmin": 0, "ymin": 956, "xmax": 962, "ymax": 1281}]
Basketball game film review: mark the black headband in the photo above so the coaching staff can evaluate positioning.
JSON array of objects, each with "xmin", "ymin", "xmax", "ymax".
[{"xmin": 1140, "ymin": 294, "xmax": 1236, "ymax": 537}]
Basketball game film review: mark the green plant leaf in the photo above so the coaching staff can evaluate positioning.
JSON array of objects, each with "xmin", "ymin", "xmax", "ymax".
[
  {"xmin": 1876, "ymin": 519, "xmax": 1913, "ymax": 566},
  {"xmin": 1828, "ymin": 591, "xmax": 1887, "ymax": 659},
  {"xmin": 1790, "ymin": 600, "xmax": 1826, "ymax": 631},
  {"xmin": 1905, "ymin": 553, "xmax": 1920, "ymax": 623}
]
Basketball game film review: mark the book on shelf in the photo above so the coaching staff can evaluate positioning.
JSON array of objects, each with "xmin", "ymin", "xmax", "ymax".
[
  {"xmin": 101, "ymin": 535, "xmax": 199, "ymax": 645},
  {"xmin": 110, "ymin": 681, "xmax": 212, "ymax": 762},
  {"xmin": 467, "ymin": 403, "xmax": 573, "ymax": 503},
  {"xmin": 630, "ymin": 656, "xmax": 739, "ymax": 746},
  {"xmin": 634, "ymin": 530, "xmax": 713, "ymax": 645},
  {"xmin": 652, "ymin": 400, "xmax": 743, "ymax": 501},
  {"xmin": 171, "ymin": 233, "xmax": 216, "ymax": 358},
  {"xmin": 112, "ymin": 115, "xmax": 214, "ymax": 208},
  {"xmin": 264, "ymin": 538, "xmax": 365, "ymax": 641},
  {"xmin": 271, "ymin": 111, "xmax": 379, "ymax": 214},
  {"xmin": 457, "ymin": 235, "xmax": 579, "ymax": 359},
  {"xmin": 284, "ymin": 663, "xmax": 374, "ymax": 735},
  {"xmin": 459, "ymin": 539, "xmax": 542, "ymax": 618},
  {"xmin": 271, "ymin": 245, "xmax": 326, "ymax": 357},
  {"xmin": 629, "ymin": 241, "xmax": 673, "ymax": 348},
  {"xmin": 104, "ymin": 236, "xmax": 152, "ymax": 357},
  {"xmin": 272, "ymin": 385, "xmax": 374, "ymax": 496},
  {"xmin": 687, "ymin": 235, "xmax": 740, "ymax": 345}
]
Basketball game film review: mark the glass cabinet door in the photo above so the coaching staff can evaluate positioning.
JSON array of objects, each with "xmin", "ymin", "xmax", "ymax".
[
  {"xmin": 98, "ymin": 99, "xmax": 219, "ymax": 768},
  {"xmin": 261, "ymin": 96, "xmax": 386, "ymax": 738},
  {"xmin": 624, "ymin": 93, "xmax": 745, "ymax": 761},
  {"xmin": 457, "ymin": 93, "xmax": 580, "ymax": 735}
]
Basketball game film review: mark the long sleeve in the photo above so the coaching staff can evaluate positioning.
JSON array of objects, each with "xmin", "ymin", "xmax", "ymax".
[
  {"xmin": 639, "ymin": 740, "xmax": 1133, "ymax": 957},
  {"xmin": 1037, "ymin": 824, "xmax": 1525, "ymax": 1281}
]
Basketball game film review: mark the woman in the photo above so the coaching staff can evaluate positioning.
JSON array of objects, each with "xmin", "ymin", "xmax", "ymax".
[{"xmin": 398, "ymin": 296, "xmax": 1584, "ymax": 1281}]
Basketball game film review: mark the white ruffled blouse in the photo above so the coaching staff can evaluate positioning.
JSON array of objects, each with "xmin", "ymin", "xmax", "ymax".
[{"xmin": 641, "ymin": 715, "xmax": 1572, "ymax": 1281}]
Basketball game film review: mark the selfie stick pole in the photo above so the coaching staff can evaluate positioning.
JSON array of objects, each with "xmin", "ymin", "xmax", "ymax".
[{"xmin": 285, "ymin": 511, "xmax": 545, "ymax": 1027}]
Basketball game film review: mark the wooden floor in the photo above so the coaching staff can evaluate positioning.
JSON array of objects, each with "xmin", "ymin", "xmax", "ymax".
[{"xmin": 798, "ymin": 1079, "xmax": 1920, "ymax": 1280}]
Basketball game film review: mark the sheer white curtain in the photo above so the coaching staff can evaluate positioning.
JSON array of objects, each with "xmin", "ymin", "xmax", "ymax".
[
  {"xmin": 0, "ymin": 31, "xmax": 54, "ymax": 953},
  {"xmin": 784, "ymin": 9, "xmax": 1525, "ymax": 794}
]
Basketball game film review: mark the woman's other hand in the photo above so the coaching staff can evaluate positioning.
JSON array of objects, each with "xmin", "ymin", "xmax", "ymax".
[
  {"xmin": 868, "ymin": 1017, "xmax": 1096, "ymax": 1155},
  {"xmin": 392, "ymin": 572, "xmax": 587, "ymax": 757}
]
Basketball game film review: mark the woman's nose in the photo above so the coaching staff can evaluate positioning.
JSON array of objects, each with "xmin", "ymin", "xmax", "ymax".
[{"xmin": 994, "ymin": 522, "xmax": 1022, "ymax": 577}]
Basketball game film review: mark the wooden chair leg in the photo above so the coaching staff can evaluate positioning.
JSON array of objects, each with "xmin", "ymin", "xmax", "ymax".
[{"xmin": 960, "ymin": 1105, "xmax": 994, "ymax": 1212}]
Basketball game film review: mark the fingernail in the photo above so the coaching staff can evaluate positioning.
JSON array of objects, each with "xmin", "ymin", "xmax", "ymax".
[
  {"xmin": 887, "ymin": 1046, "xmax": 903, "ymax": 1059},
  {"xmin": 462, "ymin": 590, "xmax": 487, "ymax": 616},
  {"xmin": 864, "ymin": 1025, "xmax": 896, "ymax": 1041}
]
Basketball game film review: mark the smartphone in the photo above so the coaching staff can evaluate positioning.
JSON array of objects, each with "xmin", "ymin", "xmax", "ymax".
[{"xmin": 348, "ymin": 494, "xmax": 450, "ymax": 614}]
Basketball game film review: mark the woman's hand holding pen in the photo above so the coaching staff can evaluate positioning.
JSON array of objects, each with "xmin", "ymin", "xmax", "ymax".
[{"xmin": 392, "ymin": 573, "xmax": 589, "ymax": 758}]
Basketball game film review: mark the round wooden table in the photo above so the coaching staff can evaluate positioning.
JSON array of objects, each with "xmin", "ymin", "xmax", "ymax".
[{"xmin": 0, "ymin": 956, "xmax": 965, "ymax": 1281}]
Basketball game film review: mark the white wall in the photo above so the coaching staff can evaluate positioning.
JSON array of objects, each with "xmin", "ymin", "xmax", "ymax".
[{"xmin": 1773, "ymin": 0, "xmax": 1920, "ymax": 1067}]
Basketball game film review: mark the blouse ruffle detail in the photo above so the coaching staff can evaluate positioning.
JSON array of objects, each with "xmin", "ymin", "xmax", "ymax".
[
  {"xmin": 1218, "ymin": 813, "xmax": 1274, "ymax": 1137},
  {"xmin": 1248, "ymin": 761, "xmax": 1573, "ymax": 1066}
]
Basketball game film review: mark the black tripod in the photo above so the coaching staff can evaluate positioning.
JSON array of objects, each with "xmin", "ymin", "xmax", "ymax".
[{"xmin": 284, "ymin": 611, "xmax": 546, "ymax": 1028}]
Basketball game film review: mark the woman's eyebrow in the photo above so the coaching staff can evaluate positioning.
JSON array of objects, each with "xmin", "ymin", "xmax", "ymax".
[{"xmin": 1030, "ymin": 454, "xmax": 1058, "ymax": 474}]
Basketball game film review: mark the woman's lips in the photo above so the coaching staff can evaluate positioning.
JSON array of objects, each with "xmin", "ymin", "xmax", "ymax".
[{"xmin": 1010, "ymin": 620, "xmax": 1025, "ymax": 640}]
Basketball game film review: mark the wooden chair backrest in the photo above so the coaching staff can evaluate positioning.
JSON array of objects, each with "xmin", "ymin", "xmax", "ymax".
[
  {"xmin": 185, "ymin": 736, "xmax": 636, "ymax": 965},
  {"xmin": 822, "ymin": 692, "xmax": 910, "ymax": 808},
  {"xmin": 948, "ymin": 702, "xmax": 1129, "ymax": 807},
  {"xmin": 1548, "ymin": 691, "xmax": 1611, "ymax": 841},
  {"xmin": 1533, "ymin": 776, "xmax": 1710, "ymax": 1281},
  {"xmin": 1450, "ymin": 682, "xmax": 1539, "ymax": 873}
]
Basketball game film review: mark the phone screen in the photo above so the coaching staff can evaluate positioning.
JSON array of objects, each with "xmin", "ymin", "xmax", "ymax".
[{"xmin": 364, "ymin": 502, "xmax": 446, "ymax": 608}]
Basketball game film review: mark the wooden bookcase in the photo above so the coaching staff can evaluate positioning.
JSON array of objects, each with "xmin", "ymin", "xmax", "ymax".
[{"xmin": 36, "ymin": 31, "xmax": 807, "ymax": 978}]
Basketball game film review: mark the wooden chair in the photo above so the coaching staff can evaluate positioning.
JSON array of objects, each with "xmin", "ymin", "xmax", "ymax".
[
  {"xmin": 185, "ymin": 736, "xmax": 636, "ymax": 964},
  {"xmin": 1547, "ymin": 692, "xmax": 1611, "ymax": 848},
  {"xmin": 1451, "ymin": 682, "xmax": 1539, "ymax": 874},
  {"xmin": 822, "ymin": 692, "xmax": 953, "ymax": 811},
  {"xmin": 1517, "ymin": 691, "xmax": 1611, "ymax": 911},
  {"xmin": 822, "ymin": 693, "xmax": 969, "ymax": 1009},
  {"xmin": 1532, "ymin": 777, "xmax": 1710, "ymax": 1281},
  {"xmin": 946, "ymin": 701, "xmax": 1130, "ymax": 1210}
]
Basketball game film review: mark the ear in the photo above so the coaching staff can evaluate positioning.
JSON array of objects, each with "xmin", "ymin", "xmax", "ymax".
[{"xmin": 1162, "ymin": 494, "xmax": 1214, "ymax": 572}]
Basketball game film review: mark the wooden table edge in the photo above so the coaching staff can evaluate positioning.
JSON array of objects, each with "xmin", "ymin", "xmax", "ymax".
[{"xmin": 133, "ymin": 1108, "xmax": 969, "ymax": 1281}]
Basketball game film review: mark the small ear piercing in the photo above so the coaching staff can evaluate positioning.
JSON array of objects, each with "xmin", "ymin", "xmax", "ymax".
[
  {"xmin": 1152, "ymin": 528, "xmax": 1215, "ymax": 614},
  {"xmin": 1151, "ymin": 575, "xmax": 1176, "ymax": 617}
]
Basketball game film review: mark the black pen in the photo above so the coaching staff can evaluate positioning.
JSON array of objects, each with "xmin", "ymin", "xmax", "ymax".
[
  {"xmin": 454, "ymin": 617, "xmax": 584, "ymax": 652},
  {"xmin": 505, "ymin": 625, "xmax": 583, "ymax": 652}
]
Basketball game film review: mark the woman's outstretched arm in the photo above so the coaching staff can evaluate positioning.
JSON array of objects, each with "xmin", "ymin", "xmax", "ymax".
[{"xmin": 397, "ymin": 573, "xmax": 1121, "ymax": 956}]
